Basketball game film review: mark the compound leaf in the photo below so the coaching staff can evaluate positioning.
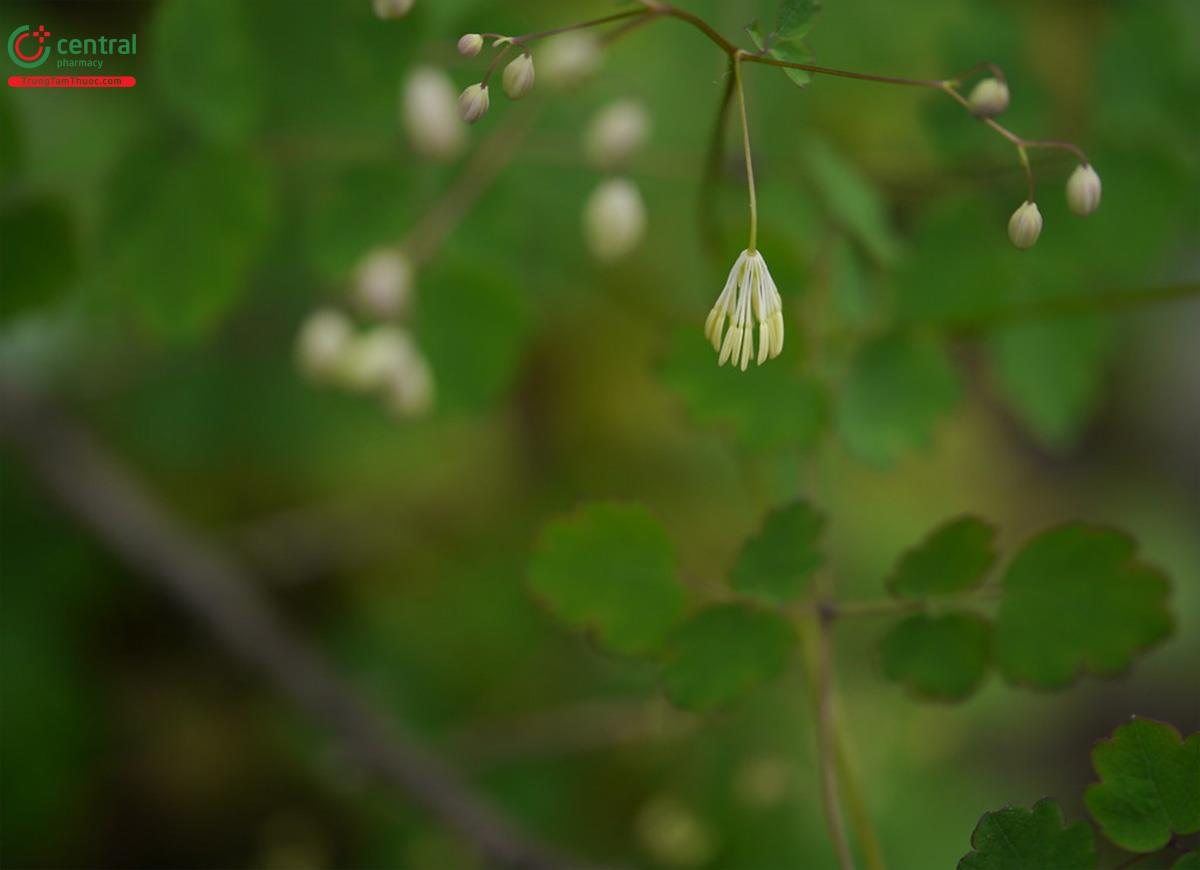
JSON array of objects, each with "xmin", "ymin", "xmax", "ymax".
[
  {"xmin": 775, "ymin": 0, "xmax": 823, "ymax": 41},
  {"xmin": 730, "ymin": 499, "xmax": 824, "ymax": 604},
  {"xmin": 661, "ymin": 603, "xmax": 795, "ymax": 711},
  {"xmin": 528, "ymin": 503, "xmax": 686, "ymax": 656},
  {"xmin": 1084, "ymin": 718, "xmax": 1200, "ymax": 853},
  {"xmin": 888, "ymin": 516, "xmax": 998, "ymax": 599},
  {"xmin": 881, "ymin": 612, "xmax": 990, "ymax": 702},
  {"xmin": 995, "ymin": 525, "xmax": 1172, "ymax": 689},
  {"xmin": 958, "ymin": 799, "xmax": 1097, "ymax": 870}
]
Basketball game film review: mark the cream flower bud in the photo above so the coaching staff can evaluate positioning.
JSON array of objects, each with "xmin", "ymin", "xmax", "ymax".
[
  {"xmin": 1066, "ymin": 164, "xmax": 1102, "ymax": 216},
  {"xmin": 335, "ymin": 325, "xmax": 414, "ymax": 393},
  {"xmin": 458, "ymin": 83, "xmax": 490, "ymax": 124},
  {"xmin": 402, "ymin": 67, "xmax": 466, "ymax": 162},
  {"xmin": 502, "ymin": 53, "xmax": 536, "ymax": 100},
  {"xmin": 457, "ymin": 33, "xmax": 484, "ymax": 57},
  {"xmin": 539, "ymin": 33, "xmax": 602, "ymax": 90},
  {"xmin": 1007, "ymin": 201, "xmax": 1043, "ymax": 250},
  {"xmin": 967, "ymin": 77, "xmax": 1010, "ymax": 118},
  {"xmin": 296, "ymin": 308, "xmax": 353, "ymax": 381},
  {"xmin": 584, "ymin": 100, "xmax": 651, "ymax": 171},
  {"xmin": 384, "ymin": 351, "xmax": 435, "ymax": 417},
  {"xmin": 353, "ymin": 248, "xmax": 413, "ymax": 318},
  {"xmin": 372, "ymin": 0, "xmax": 414, "ymax": 20},
  {"xmin": 583, "ymin": 178, "xmax": 647, "ymax": 263}
]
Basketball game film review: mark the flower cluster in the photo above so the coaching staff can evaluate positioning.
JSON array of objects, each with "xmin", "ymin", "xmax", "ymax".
[{"xmin": 704, "ymin": 250, "xmax": 784, "ymax": 370}]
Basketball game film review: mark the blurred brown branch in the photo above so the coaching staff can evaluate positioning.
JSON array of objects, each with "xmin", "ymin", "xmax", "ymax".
[{"xmin": 0, "ymin": 376, "xmax": 583, "ymax": 870}]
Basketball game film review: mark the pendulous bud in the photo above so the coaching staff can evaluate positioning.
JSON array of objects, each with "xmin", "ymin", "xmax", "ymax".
[
  {"xmin": 458, "ymin": 83, "xmax": 490, "ymax": 124},
  {"xmin": 502, "ymin": 53, "xmax": 536, "ymax": 100},
  {"xmin": 967, "ymin": 77, "xmax": 1010, "ymax": 118},
  {"xmin": 457, "ymin": 33, "xmax": 484, "ymax": 57},
  {"xmin": 353, "ymin": 248, "xmax": 413, "ymax": 318},
  {"xmin": 402, "ymin": 67, "xmax": 466, "ymax": 162},
  {"xmin": 296, "ymin": 308, "xmax": 354, "ymax": 381},
  {"xmin": 583, "ymin": 178, "xmax": 647, "ymax": 263},
  {"xmin": 1007, "ymin": 201, "xmax": 1043, "ymax": 250},
  {"xmin": 539, "ymin": 33, "xmax": 602, "ymax": 90},
  {"xmin": 372, "ymin": 0, "xmax": 415, "ymax": 20},
  {"xmin": 584, "ymin": 99, "xmax": 651, "ymax": 171},
  {"xmin": 1065, "ymin": 164, "xmax": 1102, "ymax": 216}
]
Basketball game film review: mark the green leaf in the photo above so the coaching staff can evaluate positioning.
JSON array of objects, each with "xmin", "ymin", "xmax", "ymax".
[
  {"xmin": 774, "ymin": 0, "xmax": 823, "ymax": 41},
  {"xmin": 888, "ymin": 516, "xmax": 998, "ymax": 599},
  {"xmin": 958, "ymin": 799, "xmax": 1097, "ymax": 870},
  {"xmin": 1084, "ymin": 718, "xmax": 1200, "ymax": 853},
  {"xmin": 0, "ymin": 194, "xmax": 78, "ymax": 320},
  {"xmin": 881, "ymin": 613, "xmax": 990, "ymax": 702},
  {"xmin": 730, "ymin": 500, "xmax": 824, "ymax": 604},
  {"xmin": 661, "ymin": 603, "xmax": 795, "ymax": 711},
  {"xmin": 746, "ymin": 23, "xmax": 814, "ymax": 88},
  {"xmin": 101, "ymin": 142, "xmax": 276, "ymax": 343},
  {"xmin": 153, "ymin": 0, "xmax": 262, "ymax": 143},
  {"xmin": 804, "ymin": 139, "xmax": 900, "ymax": 265},
  {"xmin": 995, "ymin": 525, "xmax": 1172, "ymax": 689},
  {"xmin": 836, "ymin": 332, "xmax": 962, "ymax": 466},
  {"xmin": 660, "ymin": 328, "xmax": 829, "ymax": 453},
  {"xmin": 1173, "ymin": 853, "xmax": 1200, "ymax": 869},
  {"xmin": 528, "ymin": 503, "xmax": 686, "ymax": 656},
  {"xmin": 987, "ymin": 315, "xmax": 1116, "ymax": 449}
]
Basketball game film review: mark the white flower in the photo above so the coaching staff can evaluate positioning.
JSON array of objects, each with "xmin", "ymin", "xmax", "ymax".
[
  {"xmin": 402, "ymin": 67, "xmax": 466, "ymax": 162},
  {"xmin": 502, "ymin": 54, "xmax": 536, "ymax": 100},
  {"xmin": 584, "ymin": 99, "xmax": 651, "ymax": 170},
  {"xmin": 704, "ymin": 250, "xmax": 784, "ymax": 369},
  {"xmin": 583, "ymin": 178, "xmax": 647, "ymax": 263},
  {"xmin": 967, "ymin": 77, "xmax": 1009, "ymax": 118},
  {"xmin": 372, "ymin": 0, "xmax": 414, "ymax": 20},
  {"xmin": 353, "ymin": 247, "xmax": 412, "ymax": 318},
  {"xmin": 384, "ymin": 349, "xmax": 436, "ymax": 417},
  {"xmin": 335, "ymin": 325, "xmax": 415, "ymax": 392},
  {"xmin": 539, "ymin": 33, "xmax": 602, "ymax": 90},
  {"xmin": 1066, "ymin": 164, "xmax": 1102, "ymax": 216},
  {"xmin": 458, "ymin": 83, "xmax": 490, "ymax": 124},
  {"xmin": 296, "ymin": 308, "xmax": 354, "ymax": 381},
  {"xmin": 457, "ymin": 33, "xmax": 484, "ymax": 57},
  {"xmin": 1007, "ymin": 201, "xmax": 1043, "ymax": 250}
]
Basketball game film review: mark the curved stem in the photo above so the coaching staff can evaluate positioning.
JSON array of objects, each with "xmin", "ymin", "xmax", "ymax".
[
  {"xmin": 733, "ymin": 54, "xmax": 758, "ymax": 253},
  {"xmin": 510, "ymin": 8, "xmax": 649, "ymax": 46},
  {"xmin": 481, "ymin": 42, "xmax": 513, "ymax": 87},
  {"xmin": 700, "ymin": 59, "xmax": 737, "ymax": 262}
]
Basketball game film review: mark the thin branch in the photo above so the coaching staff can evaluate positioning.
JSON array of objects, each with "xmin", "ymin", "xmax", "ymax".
[
  {"xmin": 732, "ymin": 55, "xmax": 758, "ymax": 252},
  {"xmin": 0, "ymin": 377, "xmax": 581, "ymax": 870},
  {"xmin": 699, "ymin": 59, "xmax": 736, "ymax": 263}
]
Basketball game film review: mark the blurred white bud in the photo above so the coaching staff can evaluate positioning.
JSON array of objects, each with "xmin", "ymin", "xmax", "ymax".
[
  {"xmin": 584, "ymin": 99, "xmax": 651, "ymax": 170},
  {"xmin": 458, "ymin": 83, "xmax": 490, "ymax": 124},
  {"xmin": 967, "ymin": 77, "xmax": 1009, "ymax": 118},
  {"xmin": 1007, "ymin": 201, "xmax": 1043, "ymax": 250},
  {"xmin": 1066, "ymin": 164, "xmax": 1102, "ymax": 216},
  {"xmin": 502, "ymin": 53, "xmax": 536, "ymax": 100},
  {"xmin": 733, "ymin": 756, "xmax": 791, "ymax": 808},
  {"xmin": 635, "ymin": 796, "xmax": 716, "ymax": 869},
  {"xmin": 335, "ymin": 325, "xmax": 415, "ymax": 393},
  {"xmin": 372, "ymin": 0, "xmax": 414, "ymax": 20},
  {"xmin": 457, "ymin": 33, "xmax": 484, "ymax": 57},
  {"xmin": 402, "ymin": 67, "xmax": 466, "ymax": 162},
  {"xmin": 353, "ymin": 248, "xmax": 413, "ymax": 318},
  {"xmin": 296, "ymin": 308, "xmax": 354, "ymax": 381},
  {"xmin": 538, "ymin": 33, "xmax": 602, "ymax": 90},
  {"xmin": 583, "ymin": 178, "xmax": 647, "ymax": 263},
  {"xmin": 384, "ymin": 350, "xmax": 436, "ymax": 418}
]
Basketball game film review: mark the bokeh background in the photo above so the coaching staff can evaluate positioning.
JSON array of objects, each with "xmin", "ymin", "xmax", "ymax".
[{"xmin": 1, "ymin": 0, "xmax": 1198, "ymax": 867}]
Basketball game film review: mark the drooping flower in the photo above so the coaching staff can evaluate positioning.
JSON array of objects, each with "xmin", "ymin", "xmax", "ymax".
[
  {"xmin": 1007, "ymin": 201, "xmax": 1043, "ymax": 250},
  {"xmin": 458, "ymin": 83, "xmax": 490, "ymax": 124},
  {"xmin": 584, "ymin": 99, "xmax": 651, "ymax": 171},
  {"xmin": 704, "ymin": 250, "xmax": 784, "ymax": 369},
  {"xmin": 402, "ymin": 67, "xmax": 466, "ymax": 162},
  {"xmin": 457, "ymin": 33, "xmax": 484, "ymax": 57},
  {"xmin": 353, "ymin": 247, "xmax": 413, "ymax": 318},
  {"xmin": 1065, "ymin": 164, "xmax": 1102, "ymax": 216},
  {"xmin": 967, "ymin": 77, "xmax": 1009, "ymax": 118},
  {"xmin": 503, "ymin": 54, "xmax": 536, "ymax": 100},
  {"xmin": 582, "ymin": 177, "xmax": 647, "ymax": 263}
]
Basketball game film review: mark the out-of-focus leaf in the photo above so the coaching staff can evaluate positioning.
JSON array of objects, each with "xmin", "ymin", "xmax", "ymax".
[
  {"xmin": 0, "ymin": 194, "xmax": 77, "ymax": 320},
  {"xmin": 888, "ymin": 516, "xmax": 997, "ymax": 599},
  {"xmin": 660, "ymin": 328, "xmax": 829, "ymax": 453},
  {"xmin": 1084, "ymin": 718, "xmax": 1200, "ymax": 853},
  {"xmin": 958, "ymin": 799, "xmax": 1097, "ymax": 870},
  {"xmin": 1174, "ymin": 852, "xmax": 1200, "ymax": 869},
  {"xmin": 804, "ymin": 139, "xmax": 899, "ymax": 264},
  {"xmin": 101, "ymin": 142, "xmax": 276, "ymax": 343},
  {"xmin": 730, "ymin": 499, "xmax": 824, "ymax": 604},
  {"xmin": 153, "ymin": 0, "xmax": 262, "ymax": 143},
  {"xmin": 995, "ymin": 525, "xmax": 1171, "ymax": 689},
  {"xmin": 987, "ymin": 315, "xmax": 1116, "ymax": 449},
  {"xmin": 661, "ymin": 603, "xmax": 795, "ymax": 711},
  {"xmin": 528, "ymin": 503, "xmax": 686, "ymax": 656},
  {"xmin": 881, "ymin": 613, "xmax": 990, "ymax": 701},
  {"xmin": 836, "ymin": 332, "xmax": 961, "ymax": 466},
  {"xmin": 774, "ymin": 0, "xmax": 823, "ymax": 41},
  {"xmin": 0, "ymin": 88, "xmax": 21, "ymax": 186},
  {"xmin": 417, "ymin": 256, "xmax": 531, "ymax": 413},
  {"xmin": 746, "ymin": 23, "xmax": 814, "ymax": 88}
]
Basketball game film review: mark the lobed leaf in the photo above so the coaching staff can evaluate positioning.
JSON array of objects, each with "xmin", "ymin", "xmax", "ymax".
[
  {"xmin": 774, "ymin": 0, "xmax": 823, "ymax": 42},
  {"xmin": 730, "ymin": 499, "xmax": 824, "ymax": 604},
  {"xmin": 995, "ymin": 525, "xmax": 1171, "ymax": 689},
  {"xmin": 958, "ymin": 798, "xmax": 1097, "ymax": 870},
  {"xmin": 661, "ymin": 603, "xmax": 795, "ymax": 711},
  {"xmin": 1084, "ymin": 717, "xmax": 1200, "ymax": 853},
  {"xmin": 881, "ymin": 612, "xmax": 990, "ymax": 702},
  {"xmin": 527, "ymin": 503, "xmax": 686, "ymax": 656},
  {"xmin": 888, "ymin": 516, "xmax": 998, "ymax": 599}
]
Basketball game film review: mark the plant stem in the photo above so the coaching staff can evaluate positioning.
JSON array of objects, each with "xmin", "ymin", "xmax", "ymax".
[
  {"xmin": 507, "ymin": 8, "xmax": 650, "ymax": 46},
  {"xmin": 699, "ymin": 59, "xmax": 736, "ymax": 262},
  {"xmin": 732, "ymin": 54, "xmax": 758, "ymax": 253}
]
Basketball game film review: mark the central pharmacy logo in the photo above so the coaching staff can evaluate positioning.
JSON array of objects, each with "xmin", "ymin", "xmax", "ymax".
[{"xmin": 8, "ymin": 24, "xmax": 52, "ymax": 68}]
